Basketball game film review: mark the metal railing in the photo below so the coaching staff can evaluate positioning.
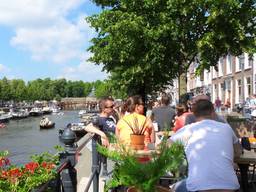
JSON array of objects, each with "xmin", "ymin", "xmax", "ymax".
[{"xmin": 35, "ymin": 131, "xmax": 101, "ymax": 192}]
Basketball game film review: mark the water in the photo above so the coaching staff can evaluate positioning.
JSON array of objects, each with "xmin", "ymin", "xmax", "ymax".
[{"xmin": 0, "ymin": 110, "xmax": 80, "ymax": 165}]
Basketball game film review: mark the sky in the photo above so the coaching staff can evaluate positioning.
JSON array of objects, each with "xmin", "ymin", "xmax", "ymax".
[{"xmin": 0, "ymin": 0, "xmax": 108, "ymax": 82}]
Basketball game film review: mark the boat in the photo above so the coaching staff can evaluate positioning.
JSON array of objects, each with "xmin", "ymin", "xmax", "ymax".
[
  {"xmin": 39, "ymin": 117, "xmax": 55, "ymax": 129},
  {"xmin": 78, "ymin": 110, "xmax": 87, "ymax": 117},
  {"xmin": 0, "ymin": 111, "xmax": 12, "ymax": 123},
  {"xmin": 10, "ymin": 109, "xmax": 29, "ymax": 119},
  {"xmin": 59, "ymin": 123, "xmax": 87, "ymax": 139},
  {"xmin": 42, "ymin": 107, "xmax": 52, "ymax": 114},
  {"xmin": 0, "ymin": 123, "xmax": 6, "ymax": 128},
  {"xmin": 29, "ymin": 107, "xmax": 43, "ymax": 116}
]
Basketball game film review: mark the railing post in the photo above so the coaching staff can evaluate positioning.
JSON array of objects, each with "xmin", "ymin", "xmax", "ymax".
[
  {"xmin": 60, "ymin": 127, "xmax": 78, "ymax": 192},
  {"xmin": 92, "ymin": 135, "xmax": 100, "ymax": 192}
]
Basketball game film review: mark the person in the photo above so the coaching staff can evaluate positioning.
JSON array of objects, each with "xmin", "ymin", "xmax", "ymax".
[
  {"xmin": 173, "ymin": 103, "xmax": 191, "ymax": 132},
  {"xmin": 225, "ymin": 98, "xmax": 231, "ymax": 113},
  {"xmin": 84, "ymin": 96, "xmax": 116, "ymax": 146},
  {"xmin": 116, "ymin": 95, "xmax": 155, "ymax": 146},
  {"xmin": 214, "ymin": 97, "xmax": 222, "ymax": 113},
  {"xmin": 151, "ymin": 94, "xmax": 175, "ymax": 132},
  {"xmin": 184, "ymin": 95, "xmax": 226, "ymax": 125},
  {"xmin": 170, "ymin": 99, "xmax": 241, "ymax": 192}
]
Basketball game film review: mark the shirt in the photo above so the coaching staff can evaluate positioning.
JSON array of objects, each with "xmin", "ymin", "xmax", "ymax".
[
  {"xmin": 170, "ymin": 120, "xmax": 240, "ymax": 191},
  {"xmin": 116, "ymin": 113, "xmax": 152, "ymax": 145}
]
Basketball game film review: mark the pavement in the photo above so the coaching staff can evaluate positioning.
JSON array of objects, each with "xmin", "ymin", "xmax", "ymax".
[{"xmin": 75, "ymin": 134, "xmax": 108, "ymax": 192}]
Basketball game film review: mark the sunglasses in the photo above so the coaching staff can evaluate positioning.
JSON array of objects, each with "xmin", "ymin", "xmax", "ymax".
[{"xmin": 105, "ymin": 105, "xmax": 114, "ymax": 109}]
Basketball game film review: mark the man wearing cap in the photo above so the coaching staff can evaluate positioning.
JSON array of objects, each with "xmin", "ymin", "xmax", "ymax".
[{"xmin": 170, "ymin": 99, "xmax": 241, "ymax": 192}]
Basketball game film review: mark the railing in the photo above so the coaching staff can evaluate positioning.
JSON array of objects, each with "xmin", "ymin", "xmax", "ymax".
[{"xmin": 35, "ymin": 131, "xmax": 101, "ymax": 192}]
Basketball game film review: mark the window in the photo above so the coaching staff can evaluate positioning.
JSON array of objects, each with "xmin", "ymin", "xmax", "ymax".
[
  {"xmin": 237, "ymin": 79, "xmax": 242, "ymax": 102},
  {"xmin": 246, "ymin": 77, "xmax": 252, "ymax": 97},
  {"xmin": 219, "ymin": 58, "xmax": 224, "ymax": 76},
  {"xmin": 226, "ymin": 54, "xmax": 232, "ymax": 74},
  {"xmin": 238, "ymin": 54, "xmax": 244, "ymax": 70},
  {"xmin": 249, "ymin": 55, "xmax": 253, "ymax": 67}
]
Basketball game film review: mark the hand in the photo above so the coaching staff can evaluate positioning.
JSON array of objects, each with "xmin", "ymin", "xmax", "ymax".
[{"xmin": 101, "ymin": 136, "xmax": 110, "ymax": 147}]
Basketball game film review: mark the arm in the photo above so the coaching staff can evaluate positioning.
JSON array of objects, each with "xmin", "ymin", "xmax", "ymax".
[
  {"xmin": 84, "ymin": 123, "xmax": 109, "ymax": 146},
  {"xmin": 234, "ymin": 141, "xmax": 242, "ymax": 158}
]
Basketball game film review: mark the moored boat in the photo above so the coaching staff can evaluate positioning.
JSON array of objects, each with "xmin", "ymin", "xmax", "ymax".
[
  {"xmin": 29, "ymin": 107, "xmax": 43, "ymax": 116},
  {"xmin": 10, "ymin": 109, "xmax": 29, "ymax": 119},
  {"xmin": 0, "ymin": 111, "xmax": 12, "ymax": 123},
  {"xmin": 42, "ymin": 107, "xmax": 52, "ymax": 114}
]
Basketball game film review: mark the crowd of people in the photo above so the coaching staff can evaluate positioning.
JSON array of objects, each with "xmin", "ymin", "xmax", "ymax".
[{"xmin": 84, "ymin": 93, "xmax": 242, "ymax": 192}]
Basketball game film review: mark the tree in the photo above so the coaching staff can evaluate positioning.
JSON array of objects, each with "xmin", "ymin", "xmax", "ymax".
[
  {"xmin": 87, "ymin": 0, "xmax": 256, "ymax": 98},
  {"xmin": 0, "ymin": 77, "xmax": 12, "ymax": 101},
  {"xmin": 10, "ymin": 79, "xmax": 27, "ymax": 101}
]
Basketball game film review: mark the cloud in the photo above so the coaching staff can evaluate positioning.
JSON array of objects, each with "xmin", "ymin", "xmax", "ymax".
[
  {"xmin": 0, "ymin": 0, "xmax": 86, "ymax": 27},
  {"xmin": 0, "ymin": 64, "xmax": 10, "ymax": 72},
  {"xmin": 0, "ymin": 0, "xmax": 108, "ymax": 81},
  {"xmin": 59, "ymin": 53, "xmax": 108, "ymax": 82},
  {"xmin": 10, "ymin": 16, "xmax": 94, "ymax": 63},
  {"xmin": 1, "ymin": 0, "xmax": 95, "ymax": 64}
]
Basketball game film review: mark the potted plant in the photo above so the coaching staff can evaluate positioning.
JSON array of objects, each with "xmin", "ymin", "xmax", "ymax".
[
  {"xmin": 122, "ymin": 114, "xmax": 148, "ymax": 150},
  {"xmin": 97, "ymin": 136, "xmax": 184, "ymax": 192},
  {"xmin": 0, "ymin": 146, "xmax": 63, "ymax": 192}
]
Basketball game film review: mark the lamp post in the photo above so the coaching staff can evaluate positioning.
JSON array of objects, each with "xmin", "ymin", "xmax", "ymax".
[{"xmin": 60, "ymin": 126, "xmax": 77, "ymax": 192}]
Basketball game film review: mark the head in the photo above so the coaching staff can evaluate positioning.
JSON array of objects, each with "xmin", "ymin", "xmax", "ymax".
[
  {"xmin": 191, "ymin": 95, "xmax": 210, "ymax": 111},
  {"xmin": 99, "ymin": 96, "xmax": 115, "ymax": 116},
  {"xmin": 193, "ymin": 99, "xmax": 215, "ymax": 119},
  {"xmin": 161, "ymin": 94, "xmax": 171, "ymax": 106},
  {"xmin": 125, "ymin": 95, "xmax": 144, "ymax": 114},
  {"xmin": 176, "ymin": 103, "xmax": 188, "ymax": 116}
]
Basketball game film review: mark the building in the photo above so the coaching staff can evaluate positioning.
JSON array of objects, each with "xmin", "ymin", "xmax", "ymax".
[{"xmin": 187, "ymin": 53, "xmax": 255, "ymax": 110}]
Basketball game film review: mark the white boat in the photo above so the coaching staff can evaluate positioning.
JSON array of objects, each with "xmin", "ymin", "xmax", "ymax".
[
  {"xmin": 29, "ymin": 107, "xmax": 43, "ymax": 116},
  {"xmin": 39, "ymin": 117, "xmax": 55, "ymax": 129},
  {"xmin": 78, "ymin": 110, "xmax": 87, "ymax": 117},
  {"xmin": 42, "ymin": 107, "xmax": 52, "ymax": 114},
  {"xmin": 11, "ymin": 109, "xmax": 29, "ymax": 119},
  {"xmin": 0, "ymin": 111, "xmax": 12, "ymax": 122}
]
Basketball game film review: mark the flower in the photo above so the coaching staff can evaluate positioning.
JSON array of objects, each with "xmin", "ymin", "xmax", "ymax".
[{"xmin": 0, "ymin": 147, "xmax": 62, "ymax": 192}]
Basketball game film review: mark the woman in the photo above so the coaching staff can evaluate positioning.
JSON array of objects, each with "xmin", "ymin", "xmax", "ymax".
[
  {"xmin": 116, "ymin": 95, "xmax": 155, "ymax": 146},
  {"xmin": 173, "ymin": 103, "xmax": 191, "ymax": 132}
]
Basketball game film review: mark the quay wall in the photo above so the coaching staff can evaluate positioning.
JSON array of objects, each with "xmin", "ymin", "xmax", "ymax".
[{"xmin": 61, "ymin": 97, "xmax": 98, "ymax": 110}]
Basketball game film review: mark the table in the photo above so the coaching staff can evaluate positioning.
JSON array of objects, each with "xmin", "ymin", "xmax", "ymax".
[{"xmin": 235, "ymin": 150, "xmax": 256, "ymax": 191}]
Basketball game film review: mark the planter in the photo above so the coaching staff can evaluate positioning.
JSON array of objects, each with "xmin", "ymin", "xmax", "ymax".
[
  {"xmin": 130, "ymin": 134, "xmax": 145, "ymax": 150},
  {"xmin": 127, "ymin": 186, "xmax": 171, "ymax": 192}
]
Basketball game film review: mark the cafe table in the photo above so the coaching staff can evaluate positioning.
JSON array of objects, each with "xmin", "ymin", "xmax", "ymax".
[{"xmin": 234, "ymin": 150, "xmax": 256, "ymax": 192}]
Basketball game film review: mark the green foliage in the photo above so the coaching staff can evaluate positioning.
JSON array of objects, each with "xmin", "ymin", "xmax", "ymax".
[
  {"xmin": 87, "ymin": 0, "xmax": 256, "ymax": 96},
  {"xmin": 97, "ymin": 136, "xmax": 184, "ymax": 192},
  {"xmin": 0, "ymin": 77, "xmax": 96, "ymax": 102},
  {"xmin": 0, "ymin": 146, "xmax": 62, "ymax": 192}
]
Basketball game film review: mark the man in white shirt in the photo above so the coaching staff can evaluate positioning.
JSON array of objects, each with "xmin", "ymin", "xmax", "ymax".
[{"xmin": 171, "ymin": 99, "xmax": 241, "ymax": 192}]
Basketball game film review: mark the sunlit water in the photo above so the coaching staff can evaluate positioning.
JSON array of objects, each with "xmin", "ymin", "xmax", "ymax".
[{"xmin": 0, "ymin": 110, "xmax": 80, "ymax": 165}]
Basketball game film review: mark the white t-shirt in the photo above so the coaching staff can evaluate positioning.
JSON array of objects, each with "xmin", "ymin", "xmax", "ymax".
[{"xmin": 170, "ymin": 119, "xmax": 240, "ymax": 191}]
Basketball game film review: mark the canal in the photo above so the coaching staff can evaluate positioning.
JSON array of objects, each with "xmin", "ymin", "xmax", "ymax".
[{"xmin": 0, "ymin": 110, "xmax": 80, "ymax": 165}]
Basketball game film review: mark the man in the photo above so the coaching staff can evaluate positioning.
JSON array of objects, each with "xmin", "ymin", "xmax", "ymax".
[
  {"xmin": 84, "ymin": 96, "xmax": 116, "ymax": 176},
  {"xmin": 85, "ymin": 96, "xmax": 116, "ymax": 146},
  {"xmin": 185, "ymin": 95, "xmax": 226, "ymax": 125},
  {"xmin": 151, "ymin": 94, "xmax": 175, "ymax": 131},
  {"xmin": 171, "ymin": 99, "xmax": 241, "ymax": 192}
]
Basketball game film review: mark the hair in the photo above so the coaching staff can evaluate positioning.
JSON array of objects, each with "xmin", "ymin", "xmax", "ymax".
[
  {"xmin": 123, "ymin": 95, "xmax": 144, "ymax": 113},
  {"xmin": 176, "ymin": 103, "xmax": 188, "ymax": 116},
  {"xmin": 99, "ymin": 96, "xmax": 114, "ymax": 112},
  {"xmin": 192, "ymin": 99, "xmax": 214, "ymax": 118},
  {"xmin": 161, "ymin": 94, "xmax": 171, "ymax": 105}
]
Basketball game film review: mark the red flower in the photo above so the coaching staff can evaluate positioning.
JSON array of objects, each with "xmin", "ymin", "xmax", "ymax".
[
  {"xmin": 0, "ymin": 157, "xmax": 10, "ymax": 167},
  {"xmin": 25, "ymin": 162, "xmax": 39, "ymax": 174}
]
